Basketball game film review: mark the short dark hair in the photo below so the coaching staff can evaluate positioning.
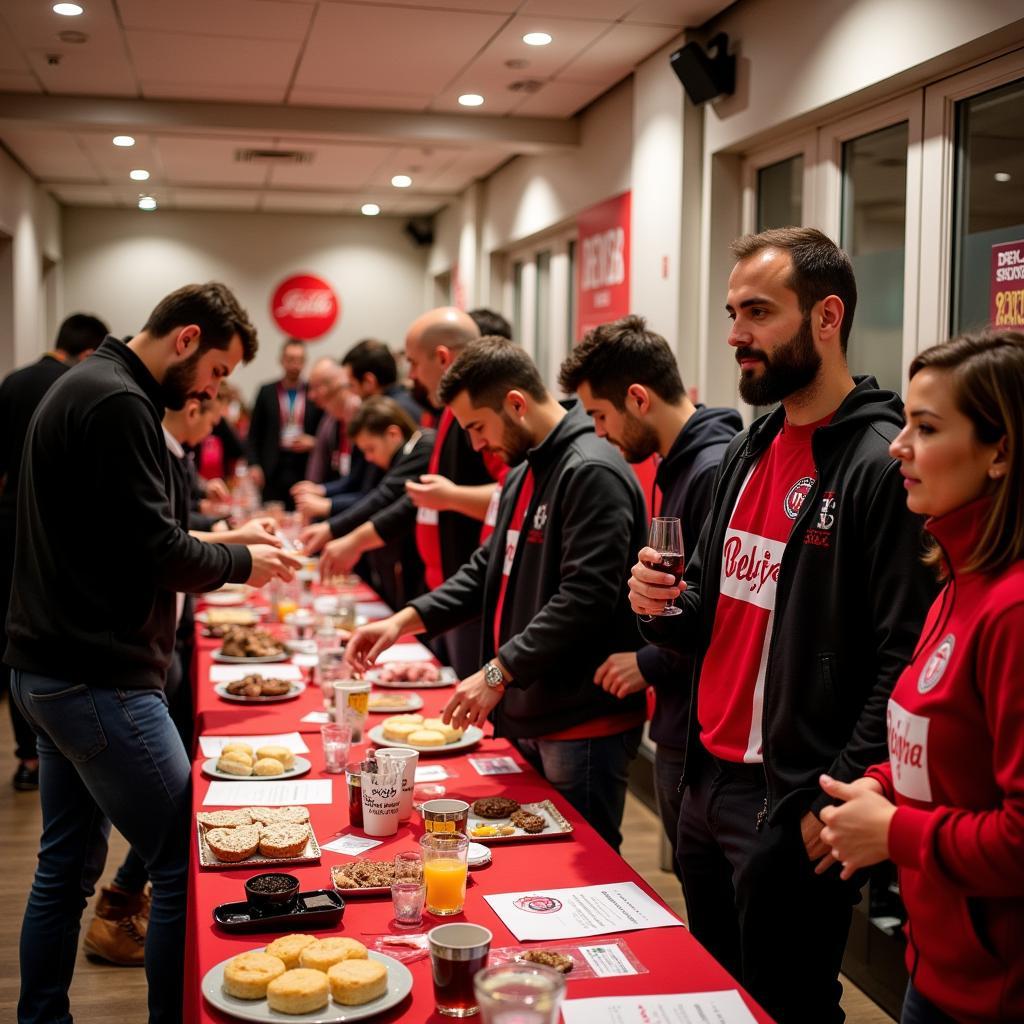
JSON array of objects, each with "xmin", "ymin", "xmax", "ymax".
[
  {"xmin": 348, "ymin": 395, "xmax": 417, "ymax": 440},
  {"xmin": 438, "ymin": 336, "xmax": 546, "ymax": 409},
  {"xmin": 730, "ymin": 227, "xmax": 858, "ymax": 352},
  {"xmin": 56, "ymin": 313, "xmax": 108, "ymax": 357},
  {"xmin": 342, "ymin": 339, "xmax": 398, "ymax": 388},
  {"xmin": 468, "ymin": 308, "xmax": 512, "ymax": 340},
  {"xmin": 558, "ymin": 314, "xmax": 685, "ymax": 408},
  {"xmin": 281, "ymin": 338, "xmax": 305, "ymax": 357},
  {"xmin": 143, "ymin": 282, "xmax": 258, "ymax": 361}
]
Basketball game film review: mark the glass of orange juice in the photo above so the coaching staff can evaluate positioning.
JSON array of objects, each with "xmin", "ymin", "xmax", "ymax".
[{"xmin": 420, "ymin": 833, "xmax": 469, "ymax": 916}]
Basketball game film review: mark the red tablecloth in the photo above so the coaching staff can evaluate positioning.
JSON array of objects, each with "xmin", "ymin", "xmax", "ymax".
[{"xmin": 185, "ymin": 592, "xmax": 775, "ymax": 1023}]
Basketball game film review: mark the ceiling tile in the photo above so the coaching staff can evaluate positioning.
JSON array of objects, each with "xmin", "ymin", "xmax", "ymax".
[
  {"xmin": 0, "ymin": 19, "xmax": 30, "ymax": 72},
  {"xmin": 625, "ymin": 0, "xmax": 729, "ymax": 27},
  {"xmin": 557, "ymin": 22, "xmax": 678, "ymax": 82},
  {"xmin": 259, "ymin": 190, "xmax": 350, "ymax": 213},
  {"xmin": 366, "ymin": 145, "xmax": 460, "ymax": 188},
  {"xmin": 0, "ymin": 71, "xmax": 39, "ymax": 92},
  {"xmin": 266, "ymin": 142, "xmax": 391, "ymax": 188},
  {"xmin": 76, "ymin": 131, "xmax": 162, "ymax": 181},
  {"xmin": 510, "ymin": 77, "xmax": 607, "ymax": 116},
  {"xmin": 152, "ymin": 136, "xmax": 274, "ymax": 186},
  {"xmin": 518, "ymin": 0, "xmax": 632, "ymax": 16},
  {"xmin": 333, "ymin": 0, "xmax": 518, "ymax": 11},
  {"xmin": 141, "ymin": 81, "xmax": 289, "ymax": 103},
  {"xmin": 1, "ymin": 128, "xmax": 99, "ymax": 182},
  {"xmin": 171, "ymin": 187, "xmax": 262, "ymax": 210},
  {"xmin": 47, "ymin": 183, "xmax": 119, "ymax": 206},
  {"xmin": 118, "ymin": 0, "xmax": 315, "ymax": 41},
  {"xmin": 287, "ymin": 87, "xmax": 432, "ymax": 111}
]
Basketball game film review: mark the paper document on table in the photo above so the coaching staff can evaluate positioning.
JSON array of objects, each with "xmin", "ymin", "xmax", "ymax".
[
  {"xmin": 203, "ymin": 779, "xmax": 333, "ymax": 806},
  {"xmin": 198, "ymin": 732, "xmax": 310, "ymax": 757},
  {"xmin": 321, "ymin": 834, "xmax": 384, "ymax": 856},
  {"xmin": 414, "ymin": 765, "xmax": 451, "ymax": 782},
  {"xmin": 300, "ymin": 710, "xmax": 331, "ymax": 724},
  {"xmin": 484, "ymin": 881, "xmax": 683, "ymax": 941},
  {"xmin": 375, "ymin": 643, "xmax": 434, "ymax": 663},
  {"xmin": 561, "ymin": 992, "xmax": 757, "ymax": 1024},
  {"xmin": 210, "ymin": 664, "xmax": 302, "ymax": 683},
  {"xmin": 468, "ymin": 756, "xmax": 522, "ymax": 775}
]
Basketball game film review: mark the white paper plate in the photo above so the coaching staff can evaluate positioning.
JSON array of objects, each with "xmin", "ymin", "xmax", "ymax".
[
  {"xmin": 201, "ymin": 755, "xmax": 312, "ymax": 781},
  {"xmin": 212, "ymin": 649, "xmax": 290, "ymax": 664},
  {"xmin": 196, "ymin": 609, "xmax": 261, "ymax": 626},
  {"xmin": 366, "ymin": 693, "xmax": 424, "ymax": 714},
  {"xmin": 201, "ymin": 948, "xmax": 413, "ymax": 1023},
  {"xmin": 366, "ymin": 724, "xmax": 483, "ymax": 754},
  {"xmin": 366, "ymin": 666, "xmax": 457, "ymax": 690},
  {"xmin": 203, "ymin": 590, "xmax": 251, "ymax": 607},
  {"xmin": 214, "ymin": 681, "xmax": 306, "ymax": 704}
]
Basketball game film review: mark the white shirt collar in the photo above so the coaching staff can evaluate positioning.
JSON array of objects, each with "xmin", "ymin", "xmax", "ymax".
[{"xmin": 162, "ymin": 425, "xmax": 185, "ymax": 459}]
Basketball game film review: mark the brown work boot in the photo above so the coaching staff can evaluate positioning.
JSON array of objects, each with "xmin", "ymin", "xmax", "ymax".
[{"xmin": 82, "ymin": 885, "xmax": 147, "ymax": 966}]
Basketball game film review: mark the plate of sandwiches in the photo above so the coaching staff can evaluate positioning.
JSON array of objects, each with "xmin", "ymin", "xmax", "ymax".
[
  {"xmin": 466, "ymin": 798, "xmax": 574, "ymax": 844},
  {"xmin": 202, "ymin": 743, "xmax": 312, "ymax": 780},
  {"xmin": 201, "ymin": 937, "xmax": 413, "ymax": 1022},
  {"xmin": 367, "ymin": 716, "xmax": 483, "ymax": 754},
  {"xmin": 196, "ymin": 807, "xmax": 321, "ymax": 870},
  {"xmin": 365, "ymin": 663, "xmax": 457, "ymax": 689},
  {"xmin": 215, "ymin": 677, "xmax": 306, "ymax": 703},
  {"xmin": 366, "ymin": 692, "xmax": 424, "ymax": 715}
]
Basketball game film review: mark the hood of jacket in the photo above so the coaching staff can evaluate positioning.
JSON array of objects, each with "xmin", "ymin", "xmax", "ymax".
[{"xmin": 657, "ymin": 404, "xmax": 744, "ymax": 491}]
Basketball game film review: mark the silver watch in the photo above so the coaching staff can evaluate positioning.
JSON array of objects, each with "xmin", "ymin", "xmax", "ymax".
[{"xmin": 483, "ymin": 661, "xmax": 506, "ymax": 689}]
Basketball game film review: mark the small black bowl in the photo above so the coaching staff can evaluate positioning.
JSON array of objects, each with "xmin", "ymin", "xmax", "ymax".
[{"xmin": 244, "ymin": 872, "xmax": 300, "ymax": 914}]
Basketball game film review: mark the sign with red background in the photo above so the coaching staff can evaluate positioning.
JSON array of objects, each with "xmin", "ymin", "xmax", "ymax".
[
  {"xmin": 577, "ymin": 191, "xmax": 631, "ymax": 339},
  {"xmin": 271, "ymin": 273, "xmax": 340, "ymax": 340},
  {"xmin": 991, "ymin": 240, "xmax": 1024, "ymax": 329}
]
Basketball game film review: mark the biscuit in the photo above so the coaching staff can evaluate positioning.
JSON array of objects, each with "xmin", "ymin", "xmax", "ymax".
[
  {"xmin": 197, "ymin": 808, "xmax": 253, "ymax": 830},
  {"xmin": 408, "ymin": 728, "xmax": 445, "ymax": 747},
  {"xmin": 299, "ymin": 937, "xmax": 368, "ymax": 973},
  {"xmin": 248, "ymin": 806, "xmax": 310, "ymax": 826},
  {"xmin": 328, "ymin": 958, "xmax": 388, "ymax": 1006},
  {"xmin": 207, "ymin": 825, "xmax": 260, "ymax": 862},
  {"xmin": 220, "ymin": 742, "xmax": 254, "ymax": 758},
  {"xmin": 266, "ymin": 968, "xmax": 329, "ymax": 1015},
  {"xmin": 510, "ymin": 810, "xmax": 546, "ymax": 834},
  {"xmin": 423, "ymin": 717, "xmax": 463, "ymax": 744},
  {"xmin": 382, "ymin": 720, "xmax": 421, "ymax": 742},
  {"xmin": 256, "ymin": 745, "xmax": 295, "ymax": 769},
  {"xmin": 216, "ymin": 753, "xmax": 253, "ymax": 776},
  {"xmin": 472, "ymin": 797, "xmax": 520, "ymax": 819},
  {"xmin": 222, "ymin": 951, "xmax": 285, "ymax": 999},
  {"xmin": 252, "ymin": 757, "xmax": 285, "ymax": 777},
  {"xmin": 520, "ymin": 949, "xmax": 574, "ymax": 973},
  {"xmin": 258, "ymin": 823, "xmax": 309, "ymax": 858},
  {"xmin": 264, "ymin": 934, "xmax": 317, "ymax": 970}
]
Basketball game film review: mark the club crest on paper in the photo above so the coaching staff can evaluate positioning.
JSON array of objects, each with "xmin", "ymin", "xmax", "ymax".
[
  {"xmin": 918, "ymin": 634, "xmax": 955, "ymax": 694},
  {"xmin": 784, "ymin": 476, "xmax": 815, "ymax": 520},
  {"xmin": 514, "ymin": 895, "xmax": 563, "ymax": 914}
]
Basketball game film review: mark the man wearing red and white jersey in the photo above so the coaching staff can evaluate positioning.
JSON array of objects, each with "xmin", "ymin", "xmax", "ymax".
[{"xmin": 629, "ymin": 228, "xmax": 936, "ymax": 1024}]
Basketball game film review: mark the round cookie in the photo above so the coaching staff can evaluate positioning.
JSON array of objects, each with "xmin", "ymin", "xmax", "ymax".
[
  {"xmin": 299, "ymin": 936, "xmax": 368, "ymax": 972},
  {"xmin": 258, "ymin": 823, "xmax": 309, "ymax": 858},
  {"xmin": 252, "ymin": 757, "xmax": 285, "ymax": 777},
  {"xmin": 328, "ymin": 958, "xmax": 388, "ymax": 1006},
  {"xmin": 423, "ymin": 718, "xmax": 463, "ymax": 744},
  {"xmin": 266, "ymin": 968, "xmax": 329, "ymax": 1015},
  {"xmin": 408, "ymin": 728, "xmax": 445, "ymax": 747},
  {"xmin": 264, "ymin": 934, "xmax": 317, "ymax": 970},
  {"xmin": 382, "ymin": 720, "xmax": 421, "ymax": 742},
  {"xmin": 256, "ymin": 745, "xmax": 295, "ymax": 769},
  {"xmin": 222, "ymin": 951, "xmax": 286, "ymax": 999}
]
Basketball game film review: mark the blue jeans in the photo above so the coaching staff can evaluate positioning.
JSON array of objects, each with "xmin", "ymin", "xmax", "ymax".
[
  {"xmin": 513, "ymin": 726, "xmax": 641, "ymax": 852},
  {"xmin": 901, "ymin": 982, "xmax": 957, "ymax": 1024},
  {"xmin": 11, "ymin": 671, "xmax": 191, "ymax": 1024}
]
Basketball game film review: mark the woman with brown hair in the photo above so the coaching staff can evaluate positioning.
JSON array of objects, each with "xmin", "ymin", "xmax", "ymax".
[{"xmin": 816, "ymin": 329, "xmax": 1024, "ymax": 1024}]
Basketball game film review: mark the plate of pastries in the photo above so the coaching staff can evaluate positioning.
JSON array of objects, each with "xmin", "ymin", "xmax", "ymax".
[
  {"xmin": 213, "ymin": 627, "xmax": 289, "ymax": 663},
  {"xmin": 367, "ymin": 715, "xmax": 483, "ymax": 753},
  {"xmin": 215, "ymin": 675, "xmax": 305, "ymax": 703},
  {"xmin": 203, "ymin": 743, "xmax": 312, "ymax": 780}
]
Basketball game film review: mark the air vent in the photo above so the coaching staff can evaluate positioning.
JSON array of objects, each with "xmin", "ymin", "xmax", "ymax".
[
  {"xmin": 507, "ymin": 79, "xmax": 545, "ymax": 94},
  {"xmin": 235, "ymin": 149, "xmax": 313, "ymax": 164}
]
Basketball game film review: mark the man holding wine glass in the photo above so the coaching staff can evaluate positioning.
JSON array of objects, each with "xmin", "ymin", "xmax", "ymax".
[{"xmin": 627, "ymin": 228, "xmax": 935, "ymax": 1024}]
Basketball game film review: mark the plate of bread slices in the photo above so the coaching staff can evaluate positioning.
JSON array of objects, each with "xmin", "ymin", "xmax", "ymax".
[
  {"xmin": 196, "ymin": 807, "xmax": 320, "ymax": 870},
  {"xmin": 367, "ymin": 716, "xmax": 483, "ymax": 754},
  {"xmin": 201, "ymin": 935, "xmax": 412, "ymax": 1021},
  {"xmin": 203, "ymin": 743, "xmax": 312, "ymax": 780}
]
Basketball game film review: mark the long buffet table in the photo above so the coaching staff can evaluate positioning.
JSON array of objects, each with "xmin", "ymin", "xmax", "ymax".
[{"xmin": 184, "ymin": 584, "xmax": 774, "ymax": 1023}]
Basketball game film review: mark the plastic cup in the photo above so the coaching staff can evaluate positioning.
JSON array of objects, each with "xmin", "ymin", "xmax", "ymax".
[
  {"xmin": 391, "ymin": 850, "xmax": 425, "ymax": 927},
  {"xmin": 376, "ymin": 746, "xmax": 419, "ymax": 821},
  {"xmin": 361, "ymin": 762, "xmax": 402, "ymax": 837},
  {"xmin": 320, "ymin": 723, "xmax": 351, "ymax": 774},
  {"xmin": 420, "ymin": 832, "xmax": 469, "ymax": 916},
  {"xmin": 429, "ymin": 923, "xmax": 492, "ymax": 1017},
  {"xmin": 333, "ymin": 679, "xmax": 371, "ymax": 742}
]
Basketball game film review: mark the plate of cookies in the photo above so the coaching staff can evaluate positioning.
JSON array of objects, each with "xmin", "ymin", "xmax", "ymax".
[
  {"xmin": 196, "ymin": 807, "xmax": 321, "ymax": 870},
  {"xmin": 201, "ymin": 936, "xmax": 413, "ymax": 1022},
  {"xmin": 202, "ymin": 742, "xmax": 312, "ymax": 781},
  {"xmin": 367, "ymin": 717, "xmax": 483, "ymax": 754},
  {"xmin": 215, "ymin": 678, "xmax": 306, "ymax": 703},
  {"xmin": 466, "ymin": 798, "xmax": 574, "ymax": 843}
]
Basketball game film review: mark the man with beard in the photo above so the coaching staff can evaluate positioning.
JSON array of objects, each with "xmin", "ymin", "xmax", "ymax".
[
  {"xmin": 5, "ymin": 283, "xmax": 301, "ymax": 1024},
  {"xmin": 347, "ymin": 338, "xmax": 647, "ymax": 851},
  {"xmin": 558, "ymin": 314, "xmax": 741, "ymax": 876},
  {"xmin": 627, "ymin": 229, "xmax": 935, "ymax": 1024}
]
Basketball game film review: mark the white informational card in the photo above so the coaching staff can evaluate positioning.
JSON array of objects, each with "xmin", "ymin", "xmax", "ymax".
[
  {"xmin": 577, "ymin": 943, "xmax": 639, "ymax": 977},
  {"xmin": 198, "ymin": 732, "xmax": 310, "ymax": 757},
  {"xmin": 484, "ymin": 882, "xmax": 684, "ymax": 942},
  {"xmin": 203, "ymin": 779, "xmax": 333, "ymax": 806},
  {"xmin": 300, "ymin": 710, "xmax": 331, "ymax": 724},
  {"xmin": 414, "ymin": 764, "xmax": 451, "ymax": 782},
  {"xmin": 375, "ymin": 643, "xmax": 434, "ymax": 664},
  {"xmin": 468, "ymin": 755, "xmax": 522, "ymax": 776},
  {"xmin": 210, "ymin": 664, "xmax": 302, "ymax": 683},
  {"xmin": 357, "ymin": 601, "xmax": 392, "ymax": 621},
  {"xmin": 561, "ymin": 992, "xmax": 757, "ymax": 1024},
  {"xmin": 321, "ymin": 834, "xmax": 384, "ymax": 856}
]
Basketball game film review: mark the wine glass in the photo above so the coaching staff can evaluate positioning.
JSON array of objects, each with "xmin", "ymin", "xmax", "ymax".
[{"xmin": 645, "ymin": 517, "xmax": 684, "ymax": 617}]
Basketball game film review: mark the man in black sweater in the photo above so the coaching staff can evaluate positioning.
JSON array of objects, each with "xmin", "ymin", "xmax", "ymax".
[
  {"xmin": 0, "ymin": 312, "xmax": 109, "ymax": 792},
  {"xmin": 5, "ymin": 283, "xmax": 300, "ymax": 1024},
  {"xmin": 347, "ymin": 339, "xmax": 647, "ymax": 850},
  {"xmin": 559, "ymin": 314, "xmax": 741, "ymax": 877}
]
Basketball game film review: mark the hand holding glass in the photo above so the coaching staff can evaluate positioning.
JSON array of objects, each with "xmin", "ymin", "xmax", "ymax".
[{"xmin": 644, "ymin": 517, "xmax": 684, "ymax": 617}]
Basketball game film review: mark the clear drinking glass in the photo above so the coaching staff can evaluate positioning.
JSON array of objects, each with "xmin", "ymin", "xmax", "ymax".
[
  {"xmin": 429, "ymin": 923, "xmax": 492, "ymax": 1018},
  {"xmin": 391, "ymin": 850, "xmax": 425, "ymax": 927},
  {"xmin": 320, "ymin": 723, "xmax": 351, "ymax": 774},
  {"xmin": 474, "ymin": 963, "xmax": 566, "ymax": 1024},
  {"xmin": 420, "ymin": 832, "xmax": 469, "ymax": 916},
  {"xmin": 644, "ymin": 517, "xmax": 684, "ymax": 617},
  {"xmin": 317, "ymin": 646, "xmax": 349, "ymax": 710}
]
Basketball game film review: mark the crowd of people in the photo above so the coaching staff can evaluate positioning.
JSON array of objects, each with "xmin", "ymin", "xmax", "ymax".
[{"xmin": 0, "ymin": 228, "xmax": 1020, "ymax": 1024}]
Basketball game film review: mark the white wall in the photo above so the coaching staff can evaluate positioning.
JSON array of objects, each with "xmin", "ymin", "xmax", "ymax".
[
  {"xmin": 61, "ymin": 207, "xmax": 429, "ymax": 401},
  {"xmin": 0, "ymin": 147, "xmax": 62, "ymax": 375}
]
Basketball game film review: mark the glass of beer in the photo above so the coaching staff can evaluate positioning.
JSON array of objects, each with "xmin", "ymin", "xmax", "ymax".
[
  {"xmin": 644, "ymin": 517, "xmax": 684, "ymax": 616},
  {"xmin": 428, "ymin": 923, "xmax": 492, "ymax": 1017},
  {"xmin": 420, "ymin": 832, "xmax": 469, "ymax": 916}
]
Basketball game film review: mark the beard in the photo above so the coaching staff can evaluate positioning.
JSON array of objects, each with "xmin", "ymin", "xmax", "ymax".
[
  {"xmin": 161, "ymin": 347, "xmax": 206, "ymax": 410},
  {"xmin": 492, "ymin": 412, "xmax": 534, "ymax": 466},
  {"xmin": 612, "ymin": 412, "xmax": 660, "ymax": 463},
  {"xmin": 737, "ymin": 315, "xmax": 820, "ymax": 406}
]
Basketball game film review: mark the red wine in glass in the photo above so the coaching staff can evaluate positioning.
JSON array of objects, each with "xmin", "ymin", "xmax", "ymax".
[{"xmin": 645, "ymin": 518, "xmax": 684, "ymax": 616}]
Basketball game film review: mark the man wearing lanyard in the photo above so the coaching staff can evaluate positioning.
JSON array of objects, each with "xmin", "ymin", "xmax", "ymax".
[
  {"xmin": 347, "ymin": 338, "xmax": 647, "ymax": 851},
  {"xmin": 246, "ymin": 338, "xmax": 322, "ymax": 506}
]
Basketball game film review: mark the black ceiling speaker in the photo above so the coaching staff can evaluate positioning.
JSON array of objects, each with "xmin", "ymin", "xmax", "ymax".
[
  {"xmin": 404, "ymin": 217, "xmax": 434, "ymax": 247},
  {"xmin": 670, "ymin": 32, "xmax": 735, "ymax": 105}
]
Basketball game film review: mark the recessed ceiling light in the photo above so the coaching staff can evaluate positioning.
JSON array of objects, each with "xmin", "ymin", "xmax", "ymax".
[
  {"xmin": 994, "ymin": 171, "xmax": 1012, "ymax": 183},
  {"xmin": 129, "ymin": 169, "xmax": 150, "ymax": 181},
  {"xmin": 458, "ymin": 93, "xmax": 484, "ymax": 107},
  {"xmin": 361, "ymin": 203, "xmax": 381, "ymax": 216},
  {"xmin": 53, "ymin": 3, "xmax": 84, "ymax": 15},
  {"xmin": 523, "ymin": 32, "xmax": 552, "ymax": 46},
  {"xmin": 391, "ymin": 174, "xmax": 412, "ymax": 188},
  {"xmin": 138, "ymin": 196, "xmax": 157, "ymax": 211},
  {"xmin": 112, "ymin": 135, "xmax": 135, "ymax": 147}
]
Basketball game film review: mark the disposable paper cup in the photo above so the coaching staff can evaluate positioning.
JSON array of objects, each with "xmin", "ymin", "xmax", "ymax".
[
  {"xmin": 361, "ymin": 763, "xmax": 402, "ymax": 837},
  {"xmin": 333, "ymin": 679, "xmax": 371, "ymax": 742},
  {"xmin": 376, "ymin": 746, "xmax": 419, "ymax": 821}
]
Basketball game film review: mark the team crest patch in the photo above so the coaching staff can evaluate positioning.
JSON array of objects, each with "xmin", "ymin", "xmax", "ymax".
[
  {"xmin": 918, "ymin": 634, "xmax": 955, "ymax": 694},
  {"xmin": 532, "ymin": 504, "xmax": 548, "ymax": 530},
  {"xmin": 784, "ymin": 477, "xmax": 815, "ymax": 520}
]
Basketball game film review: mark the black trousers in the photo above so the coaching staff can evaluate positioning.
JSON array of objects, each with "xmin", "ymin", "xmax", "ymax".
[{"xmin": 677, "ymin": 749, "xmax": 860, "ymax": 1024}]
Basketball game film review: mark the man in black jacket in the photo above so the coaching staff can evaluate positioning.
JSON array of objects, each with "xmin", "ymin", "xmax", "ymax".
[
  {"xmin": 5, "ymin": 283, "xmax": 300, "ymax": 1024},
  {"xmin": 559, "ymin": 314, "xmax": 741, "ymax": 875},
  {"xmin": 629, "ymin": 229, "xmax": 936, "ymax": 1024},
  {"xmin": 348, "ymin": 339, "xmax": 647, "ymax": 851},
  {"xmin": 247, "ymin": 337, "xmax": 322, "ymax": 506}
]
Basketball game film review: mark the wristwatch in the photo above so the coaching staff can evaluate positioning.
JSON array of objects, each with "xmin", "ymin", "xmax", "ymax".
[{"xmin": 483, "ymin": 661, "xmax": 507, "ymax": 690}]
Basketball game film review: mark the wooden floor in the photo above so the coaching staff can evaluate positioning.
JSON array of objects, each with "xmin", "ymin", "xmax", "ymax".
[{"xmin": 0, "ymin": 699, "xmax": 894, "ymax": 1023}]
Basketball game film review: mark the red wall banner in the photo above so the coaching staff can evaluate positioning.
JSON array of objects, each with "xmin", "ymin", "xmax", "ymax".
[
  {"xmin": 577, "ymin": 191, "xmax": 631, "ymax": 339},
  {"xmin": 271, "ymin": 273, "xmax": 340, "ymax": 340},
  {"xmin": 991, "ymin": 240, "xmax": 1024, "ymax": 329}
]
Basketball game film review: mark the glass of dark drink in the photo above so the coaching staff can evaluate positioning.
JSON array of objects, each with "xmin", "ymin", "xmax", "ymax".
[
  {"xmin": 428, "ymin": 923, "xmax": 493, "ymax": 1017},
  {"xmin": 644, "ymin": 517, "xmax": 684, "ymax": 616}
]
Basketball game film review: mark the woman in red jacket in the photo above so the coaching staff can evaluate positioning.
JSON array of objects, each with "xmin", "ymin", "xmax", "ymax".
[{"xmin": 815, "ymin": 329, "xmax": 1024, "ymax": 1024}]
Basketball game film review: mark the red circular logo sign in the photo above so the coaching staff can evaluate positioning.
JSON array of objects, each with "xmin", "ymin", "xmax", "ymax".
[
  {"xmin": 513, "ymin": 895, "xmax": 563, "ymax": 914},
  {"xmin": 270, "ymin": 274, "xmax": 339, "ymax": 340}
]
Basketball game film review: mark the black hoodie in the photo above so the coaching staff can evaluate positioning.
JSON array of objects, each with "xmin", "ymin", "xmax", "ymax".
[
  {"xmin": 636, "ymin": 405, "xmax": 743, "ymax": 747},
  {"xmin": 641, "ymin": 377, "xmax": 938, "ymax": 823},
  {"xmin": 410, "ymin": 401, "xmax": 648, "ymax": 738}
]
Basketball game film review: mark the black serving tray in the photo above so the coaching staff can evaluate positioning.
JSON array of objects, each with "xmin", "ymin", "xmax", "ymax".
[{"xmin": 212, "ymin": 888, "xmax": 345, "ymax": 933}]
